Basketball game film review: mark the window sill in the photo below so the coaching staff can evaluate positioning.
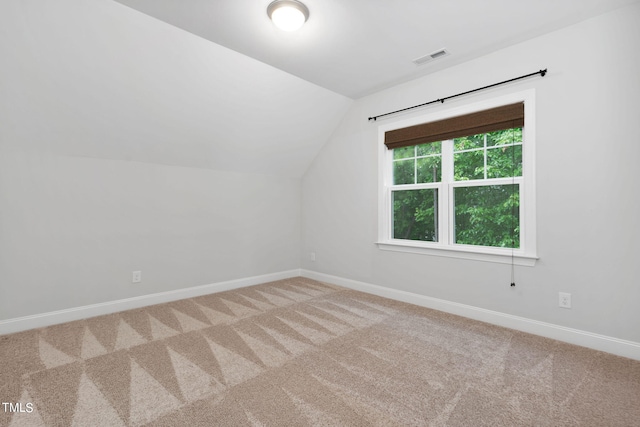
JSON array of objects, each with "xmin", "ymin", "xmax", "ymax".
[{"xmin": 376, "ymin": 240, "xmax": 538, "ymax": 266}]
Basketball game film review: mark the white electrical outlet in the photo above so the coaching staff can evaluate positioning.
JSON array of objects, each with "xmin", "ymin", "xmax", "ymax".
[
  {"xmin": 132, "ymin": 271, "xmax": 142, "ymax": 283},
  {"xmin": 559, "ymin": 292, "xmax": 571, "ymax": 308},
  {"xmin": 310, "ymin": 252, "xmax": 316, "ymax": 262}
]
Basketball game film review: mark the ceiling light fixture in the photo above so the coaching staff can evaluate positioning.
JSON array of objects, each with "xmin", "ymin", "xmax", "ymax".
[{"xmin": 267, "ymin": 0, "xmax": 309, "ymax": 32}]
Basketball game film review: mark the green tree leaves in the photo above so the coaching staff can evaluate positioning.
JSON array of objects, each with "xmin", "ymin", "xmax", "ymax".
[
  {"xmin": 393, "ymin": 189, "xmax": 438, "ymax": 241},
  {"xmin": 454, "ymin": 185, "xmax": 519, "ymax": 248},
  {"xmin": 454, "ymin": 128, "xmax": 522, "ymax": 181},
  {"xmin": 393, "ymin": 142, "xmax": 442, "ymax": 185},
  {"xmin": 391, "ymin": 128, "xmax": 521, "ymax": 248}
]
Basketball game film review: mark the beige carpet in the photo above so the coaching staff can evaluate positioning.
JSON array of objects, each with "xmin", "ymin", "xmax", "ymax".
[{"xmin": 1, "ymin": 277, "xmax": 639, "ymax": 426}]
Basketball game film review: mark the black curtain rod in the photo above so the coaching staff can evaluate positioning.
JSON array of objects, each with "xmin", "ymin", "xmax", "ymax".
[{"xmin": 368, "ymin": 69, "xmax": 547, "ymax": 121}]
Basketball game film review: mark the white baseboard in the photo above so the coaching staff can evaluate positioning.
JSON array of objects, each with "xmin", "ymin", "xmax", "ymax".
[
  {"xmin": 301, "ymin": 269, "xmax": 640, "ymax": 361},
  {"xmin": 5, "ymin": 268, "xmax": 639, "ymax": 361},
  {"xmin": 0, "ymin": 269, "xmax": 301, "ymax": 335}
]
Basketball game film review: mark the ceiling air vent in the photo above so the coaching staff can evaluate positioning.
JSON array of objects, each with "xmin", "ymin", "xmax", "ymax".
[{"xmin": 413, "ymin": 48, "xmax": 449, "ymax": 66}]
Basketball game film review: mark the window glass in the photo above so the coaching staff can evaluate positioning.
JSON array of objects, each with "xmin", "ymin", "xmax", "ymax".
[
  {"xmin": 416, "ymin": 141, "xmax": 441, "ymax": 156},
  {"xmin": 380, "ymin": 96, "xmax": 535, "ymax": 262},
  {"xmin": 454, "ymin": 184, "xmax": 519, "ymax": 248},
  {"xmin": 390, "ymin": 128, "xmax": 522, "ymax": 249},
  {"xmin": 392, "ymin": 189, "xmax": 438, "ymax": 242},
  {"xmin": 393, "ymin": 159, "xmax": 414, "ymax": 185},
  {"xmin": 454, "ymin": 128, "xmax": 522, "ymax": 181},
  {"xmin": 416, "ymin": 156, "xmax": 441, "ymax": 183},
  {"xmin": 454, "ymin": 133, "xmax": 484, "ymax": 151},
  {"xmin": 486, "ymin": 145, "xmax": 522, "ymax": 179},
  {"xmin": 393, "ymin": 143, "xmax": 442, "ymax": 185},
  {"xmin": 393, "ymin": 146, "xmax": 414, "ymax": 160},
  {"xmin": 454, "ymin": 150, "xmax": 484, "ymax": 181}
]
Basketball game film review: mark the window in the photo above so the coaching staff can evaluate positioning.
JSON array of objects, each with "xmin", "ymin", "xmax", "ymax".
[{"xmin": 377, "ymin": 91, "xmax": 537, "ymax": 265}]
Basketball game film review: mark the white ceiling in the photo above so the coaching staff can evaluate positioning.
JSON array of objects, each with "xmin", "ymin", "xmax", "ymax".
[
  {"xmin": 0, "ymin": 0, "xmax": 351, "ymax": 178},
  {"xmin": 113, "ymin": 0, "xmax": 639, "ymax": 99},
  {"xmin": 3, "ymin": 0, "xmax": 637, "ymax": 179}
]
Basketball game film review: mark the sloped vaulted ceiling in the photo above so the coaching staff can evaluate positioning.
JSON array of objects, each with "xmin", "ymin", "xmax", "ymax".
[
  {"xmin": 0, "ymin": 0, "xmax": 352, "ymax": 177},
  {"xmin": 113, "ymin": 0, "xmax": 640, "ymax": 98}
]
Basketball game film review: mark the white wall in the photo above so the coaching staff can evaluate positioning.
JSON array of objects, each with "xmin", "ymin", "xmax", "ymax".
[
  {"xmin": 0, "ymin": 0, "xmax": 352, "ymax": 320},
  {"xmin": 2, "ymin": 0, "xmax": 638, "ymax": 346},
  {"xmin": 0, "ymin": 150, "xmax": 301, "ymax": 319},
  {"xmin": 302, "ymin": 3, "xmax": 640, "ymax": 343}
]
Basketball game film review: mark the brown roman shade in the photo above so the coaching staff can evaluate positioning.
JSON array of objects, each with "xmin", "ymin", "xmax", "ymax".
[{"xmin": 384, "ymin": 102, "xmax": 524, "ymax": 150}]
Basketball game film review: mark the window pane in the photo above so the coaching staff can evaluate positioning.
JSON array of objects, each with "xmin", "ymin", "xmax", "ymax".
[
  {"xmin": 513, "ymin": 127, "xmax": 523, "ymax": 143},
  {"xmin": 454, "ymin": 134, "xmax": 484, "ymax": 151},
  {"xmin": 416, "ymin": 156, "xmax": 441, "ymax": 183},
  {"xmin": 454, "ymin": 150, "xmax": 484, "ymax": 181},
  {"xmin": 392, "ymin": 189, "xmax": 438, "ymax": 242},
  {"xmin": 486, "ymin": 145, "xmax": 522, "ymax": 178},
  {"xmin": 454, "ymin": 184, "xmax": 519, "ymax": 248},
  {"xmin": 487, "ymin": 128, "xmax": 522, "ymax": 146},
  {"xmin": 393, "ymin": 159, "xmax": 415, "ymax": 185},
  {"xmin": 393, "ymin": 146, "xmax": 414, "ymax": 160},
  {"xmin": 416, "ymin": 141, "xmax": 441, "ymax": 156},
  {"xmin": 487, "ymin": 127, "xmax": 522, "ymax": 146}
]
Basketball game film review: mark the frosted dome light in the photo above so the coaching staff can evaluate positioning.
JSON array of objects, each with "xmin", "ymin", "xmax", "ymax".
[{"xmin": 267, "ymin": 0, "xmax": 309, "ymax": 32}]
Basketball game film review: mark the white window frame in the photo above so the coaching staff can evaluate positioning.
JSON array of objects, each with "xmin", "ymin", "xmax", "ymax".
[{"xmin": 377, "ymin": 90, "xmax": 538, "ymax": 266}]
